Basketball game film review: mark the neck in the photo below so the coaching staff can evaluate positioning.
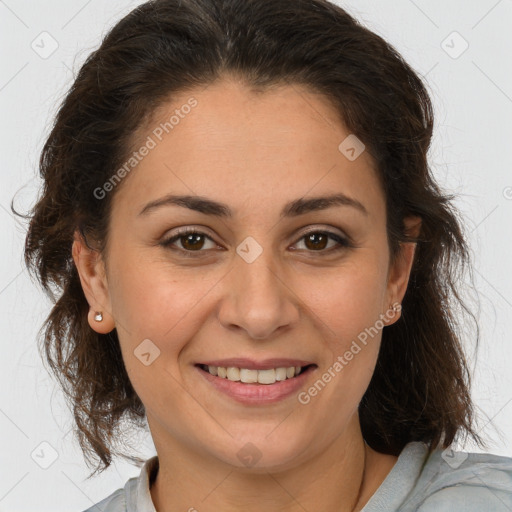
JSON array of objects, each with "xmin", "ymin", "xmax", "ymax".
[{"xmin": 148, "ymin": 415, "xmax": 397, "ymax": 512}]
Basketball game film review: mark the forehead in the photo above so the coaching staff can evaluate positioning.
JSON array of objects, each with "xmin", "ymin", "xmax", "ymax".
[{"xmin": 111, "ymin": 78, "xmax": 383, "ymax": 221}]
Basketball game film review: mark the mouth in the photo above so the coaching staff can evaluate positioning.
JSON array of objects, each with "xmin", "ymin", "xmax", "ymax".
[
  {"xmin": 197, "ymin": 363, "xmax": 317, "ymax": 385},
  {"xmin": 194, "ymin": 361, "xmax": 318, "ymax": 404}
]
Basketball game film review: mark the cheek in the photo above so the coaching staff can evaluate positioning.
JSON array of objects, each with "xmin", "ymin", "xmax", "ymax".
[
  {"xmin": 110, "ymin": 247, "xmax": 211, "ymax": 328},
  {"xmin": 109, "ymin": 262, "xmax": 215, "ymax": 406},
  {"xmin": 307, "ymin": 251, "xmax": 388, "ymax": 332},
  {"xmin": 305, "ymin": 252, "xmax": 388, "ymax": 387},
  {"xmin": 107, "ymin": 251, "xmax": 222, "ymax": 376}
]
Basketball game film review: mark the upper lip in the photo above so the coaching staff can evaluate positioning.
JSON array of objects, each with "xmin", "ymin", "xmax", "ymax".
[{"xmin": 197, "ymin": 358, "xmax": 316, "ymax": 370}]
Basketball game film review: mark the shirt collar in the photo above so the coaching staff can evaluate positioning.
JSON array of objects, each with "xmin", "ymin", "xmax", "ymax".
[
  {"xmin": 125, "ymin": 455, "xmax": 159, "ymax": 512},
  {"xmin": 126, "ymin": 442, "xmax": 429, "ymax": 511}
]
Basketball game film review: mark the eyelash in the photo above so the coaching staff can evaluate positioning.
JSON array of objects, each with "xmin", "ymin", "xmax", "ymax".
[{"xmin": 159, "ymin": 227, "xmax": 352, "ymax": 258}]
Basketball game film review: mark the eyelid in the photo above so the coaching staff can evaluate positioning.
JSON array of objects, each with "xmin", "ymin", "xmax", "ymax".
[
  {"xmin": 290, "ymin": 226, "xmax": 352, "ymax": 253},
  {"xmin": 160, "ymin": 224, "xmax": 352, "ymax": 255},
  {"xmin": 161, "ymin": 226, "xmax": 219, "ymax": 255},
  {"xmin": 298, "ymin": 225, "xmax": 350, "ymax": 241}
]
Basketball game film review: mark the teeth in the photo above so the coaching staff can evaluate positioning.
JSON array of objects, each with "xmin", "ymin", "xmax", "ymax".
[
  {"xmin": 275, "ymin": 367, "xmax": 287, "ymax": 381},
  {"xmin": 204, "ymin": 365, "xmax": 305, "ymax": 384},
  {"xmin": 240, "ymin": 369, "xmax": 258, "ymax": 383},
  {"xmin": 257, "ymin": 369, "xmax": 276, "ymax": 384},
  {"xmin": 226, "ymin": 367, "xmax": 240, "ymax": 381}
]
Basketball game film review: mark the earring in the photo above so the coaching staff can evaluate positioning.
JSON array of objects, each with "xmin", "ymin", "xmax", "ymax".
[
  {"xmin": 94, "ymin": 311, "xmax": 103, "ymax": 322},
  {"xmin": 391, "ymin": 303, "xmax": 401, "ymax": 313}
]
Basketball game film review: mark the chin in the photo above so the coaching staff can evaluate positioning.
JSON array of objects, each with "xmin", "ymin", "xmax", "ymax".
[{"xmin": 211, "ymin": 430, "xmax": 310, "ymax": 472}]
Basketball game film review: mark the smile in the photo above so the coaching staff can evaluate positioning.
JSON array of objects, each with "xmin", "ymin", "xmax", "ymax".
[
  {"xmin": 195, "ymin": 363, "xmax": 318, "ymax": 404},
  {"xmin": 200, "ymin": 364, "xmax": 312, "ymax": 384}
]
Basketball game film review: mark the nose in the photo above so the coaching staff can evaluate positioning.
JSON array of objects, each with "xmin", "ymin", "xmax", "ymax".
[{"xmin": 217, "ymin": 248, "xmax": 300, "ymax": 340}]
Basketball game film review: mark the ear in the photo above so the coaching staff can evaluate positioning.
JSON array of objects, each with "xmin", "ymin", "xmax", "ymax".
[
  {"xmin": 382, "ymin": 216, "xmax": 421, "ymax": 326},
  {"xmin": 72, "ymin": 229, "xmax": 115, "ymax": 334}
]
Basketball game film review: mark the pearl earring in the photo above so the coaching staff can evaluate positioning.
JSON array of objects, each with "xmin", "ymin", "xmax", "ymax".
[{"xmin": 94, "ymin": 311, "xmax": 103, "ymax": 322}]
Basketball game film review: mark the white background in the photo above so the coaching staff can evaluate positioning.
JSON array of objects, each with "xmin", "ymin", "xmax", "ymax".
[{"xmin": 0, "ymin": 1, "xmax": 511, "ymax": 510}]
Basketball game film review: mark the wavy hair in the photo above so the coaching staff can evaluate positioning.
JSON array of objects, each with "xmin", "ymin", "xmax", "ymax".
[{"xmin": 16, "ymin": 0, "xmax": 484, "ymax": 477}]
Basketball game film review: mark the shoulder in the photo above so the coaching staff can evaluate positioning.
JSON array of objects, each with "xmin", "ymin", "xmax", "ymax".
[
  {"xmin": 79, "ymin": 456, "xmax": 157, "ymax": 512},
  {"xmin": 80, "ymin": 488, "xmax": 126, "ymax": 512},
  {"xmin": 410, "ymin": 448, "xmax": 512, "ymax": 511}
]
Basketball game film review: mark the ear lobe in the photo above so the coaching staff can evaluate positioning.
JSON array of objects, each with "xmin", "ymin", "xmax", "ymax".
[
  {"xmin": 72, "ymin": 229, "xmax": 115, "ymax": 334},
  {"xmin": 384, "ymin": 216, "xmax": 422, "ymax": 325}
]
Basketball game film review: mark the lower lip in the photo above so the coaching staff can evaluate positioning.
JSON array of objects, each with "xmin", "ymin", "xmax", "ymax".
[{"xmin": 196, "ymin": 365, "xmax": 317, "ymax": 405}]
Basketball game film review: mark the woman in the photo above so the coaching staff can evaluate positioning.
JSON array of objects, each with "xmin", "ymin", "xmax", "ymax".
[{"xmin": 21, "ymin": 0, "xmax": 512, "ymax": 510}]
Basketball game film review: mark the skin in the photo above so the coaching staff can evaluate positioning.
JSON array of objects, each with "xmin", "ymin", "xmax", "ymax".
[{"xmin": 73, "ymin": 76, "xmax": 421, "ymax": 512}]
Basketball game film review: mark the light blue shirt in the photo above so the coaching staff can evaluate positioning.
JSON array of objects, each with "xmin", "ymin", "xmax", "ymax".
[{"xmin": 82, "ymin": 442, "xmax": 512, "ymax": 511}]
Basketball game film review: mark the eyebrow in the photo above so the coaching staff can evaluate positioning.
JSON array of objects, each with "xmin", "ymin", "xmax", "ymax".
[{"xmin": 138, "ymin": 192, "xmax": 368, "ymax": 218}]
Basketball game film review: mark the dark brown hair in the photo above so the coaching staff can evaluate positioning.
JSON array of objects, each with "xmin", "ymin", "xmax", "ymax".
[{"xmin": 16, "ymin": 0, "xmax": 485, "ymax": 477}]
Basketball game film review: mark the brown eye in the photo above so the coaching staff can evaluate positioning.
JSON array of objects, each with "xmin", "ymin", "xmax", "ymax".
[
  {"xmin": 160, "ymin": 229, "xmax": 216, "ymax": 255},
  {"xmin": 304, "ymin": 232, "xmax": 329, "ymax": 250},
  {"xmin": 294, "ymin": 230, "xmax": 350, "ymax": 253},
  {"xmin": 179, "ymin": 233, "xmax": 206, "ymax": 251},
  {"xmin": 160, "ymin": 227, "xmax": 351, "ymax": 257}
]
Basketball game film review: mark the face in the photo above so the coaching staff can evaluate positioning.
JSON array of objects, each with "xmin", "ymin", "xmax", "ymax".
[{"xmin": 74, "ymin": 77, "xmax": 417, "ymax": 471}]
